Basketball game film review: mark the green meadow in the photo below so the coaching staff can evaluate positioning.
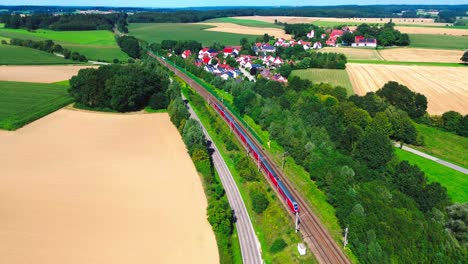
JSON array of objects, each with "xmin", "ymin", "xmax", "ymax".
[
  {"xmin": 0, "ymin": 45, "xmax": 77, "ymax": 65},
  {"xmin": 395, "ymin": 148, "xmax": 467, "ymax": 203},
  {"xmin": 409, "ymin": 34, "xmax": 468, "ymax": 50},
  {"xmin": 411, "ymin": 123, "xmax": 468, "ymax": 168},
  {"xmin": 291, "ymin": 68, "xmax": 354, "ymax": 95},
  {"xmin": 0, "ymin": 81, "xmax": 73, "ymax": 130},
  {"xmin": 205, "ymin": 17, "xmax": 284, "ymax": 28},
  {"xmin": 0, "ymin": 28, "xmax": 127, "ymax": 61},
  {"xmin": 128, "ymin": 23, "xmax": 259, "ymax": 46}
]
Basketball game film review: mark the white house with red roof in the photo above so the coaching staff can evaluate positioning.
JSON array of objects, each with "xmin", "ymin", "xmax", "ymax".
[
  {"xmin": 352, "ymin": 36, "xmax": 377, "ymax": 47},
  {"xmin": 181, "ymin": 50, "xmax": 192, "ymax": 59},
  {"xmin": 306, "ymin": 30, "xmax": 315, "ymax": 39},
  {"xmin": 321, "ymin": 34, "xmax": 327, "ymax": 39},
  {"xmin": 313, "ymin": 42, "xmax": 322, "ymax": 49}
]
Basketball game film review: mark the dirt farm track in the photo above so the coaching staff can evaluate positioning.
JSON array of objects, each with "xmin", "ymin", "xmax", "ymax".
[
  {"xmin": 347, "ymin": 64, "xmax": 468, "ymax": 115},
  {"xmin": 0, "ymin": 109, "xmax": 218, "ymax": 264}
]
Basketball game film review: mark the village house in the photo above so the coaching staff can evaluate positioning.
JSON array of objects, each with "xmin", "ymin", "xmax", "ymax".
[
  {"xmin": 254, "ymin": 43, "xmax": 276, "ymax": 55},
  {"xmin": 351, "ymin": 36, "xmax": 377, "ymax": 47},
  {"xmin": 306, "ymin": 30, "xmax": 315, "ymax": 39},
  {"xmin": 181, "ymin": 50, "xmax": 192, "ymax": 59},
  {"xmin": 313, "ymin": 41, "xmax": 322, "ymax": 49}
]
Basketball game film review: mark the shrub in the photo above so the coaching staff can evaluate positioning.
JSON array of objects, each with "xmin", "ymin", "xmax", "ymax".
[
  {"xmin": 270, "ymin": 238, "xmax": 287, "ymax": 253},
  {"xmin": 250, "ymin": 189, "xmax": 269, "ymax": 214}
]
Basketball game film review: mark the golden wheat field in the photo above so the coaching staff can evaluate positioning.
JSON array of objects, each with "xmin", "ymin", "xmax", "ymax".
[{"xmin": 347, "ymin": 63, "xmax": 468, "ymax": 115}]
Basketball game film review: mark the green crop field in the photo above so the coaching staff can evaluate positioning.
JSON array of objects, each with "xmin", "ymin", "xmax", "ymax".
[
  {"xmin": 0, "ymin": 81, "xmax": 73, "ymax": 130},
  {"xmin": 410, "ymin": 123, "xmax": 468, "ymax": 168},
  {"xmin": 0, "ymin": 28, "xmax": 127, "ymax": 62},
  {"xmin": 205, "ymin": 17, "xmax": 284, "ymax": 28},
  {"xmin": 0, "ymin": 45, "xmax": 77, "ymax": 65},
  {"xmin": 0, "ymin": 23, "xmax": 4, "ymax": 28},
  {"xmin": 291, "ymin": 68, "xmax": 354, "ymax": 95},
  {"xmin": 395, "ymin": 148, "xmax": 467, "ymax": 203},
  {"xmin": 409, "ymin": 34, "xmax": 468, "ymax": 50},
  {"xmin": 128, "ymin": 23, "xmax": 259, "ymax": 46}
]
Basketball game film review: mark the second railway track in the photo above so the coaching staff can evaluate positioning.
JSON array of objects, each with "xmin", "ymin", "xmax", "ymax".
[{"xmin": 153, "ymin": 53, "xmax": 351, "ymax": 264}]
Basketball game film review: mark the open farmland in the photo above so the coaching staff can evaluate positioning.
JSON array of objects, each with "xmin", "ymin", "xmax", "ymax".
[
  {"xmin": 396, "ymin": 26, "xmax": 468, "ymax": 36},
  {"xmin": 197, "ymin": 22, "xmax": 291, "ymax": 39},
  {"xmin": 378, "ymin": 48, "xmax": 465, "ymax": 63},
  {"xmin": 205, "ymin": 17, "xmax": 283, "ymax": 28},
  {"xmin": 0, "ymin": 109, "xmax": 218, "ymax": 264},
  {"xmin": 128, "ymin": 23, "xmax": 258, "ymax": 46},
  {"xmin": 346, "ymin": 63, "xmax": 468, "ymax": 115},
  {"xmin": 321, "ymin": 47, "xmax": 382, "ymax": 60},
  {"xmin": 232, "ymin": 16, "xmax": 449, "ymax": 26},
  {"xmin": 291, "ymin": 68, "xmax": 353, "ymax": 95},
  {"xmin": 0, "ymin": 65, "xmax": 95, "ymax": 83},
  {"xmin": 0, "ymin": 28, "xmax": 127, "ymax": 61},
  {"xmin": 0, "ymin": 44, "xmax": 77, "ymax": 65},
  {"xmin": 409, "ymin": 34, "xmax": 468, "ymax": 50},
  {"xmin": 0, "ymin": 81, "xmax": 73, "ymax": 130},
  {"xmin": 395, "ymin": 148, "xmax": 467, "ymax": 203}
]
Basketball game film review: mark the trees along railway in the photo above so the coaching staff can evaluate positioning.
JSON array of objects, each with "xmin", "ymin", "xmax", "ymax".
[{"xmin": 150, "ymin": 52, "xmax": 350, "ymax": 264}]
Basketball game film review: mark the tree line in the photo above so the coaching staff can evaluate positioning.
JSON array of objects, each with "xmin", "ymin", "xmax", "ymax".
[
  {"xmin": 127, "ymin": 5, "xmax": 468, "ymax": 24},
  {"xmin": 340, "ymin": 22, "xmax": 410, "ymax": 46},
  {"xmin": 7, "ymin": 38, "xmax": 87, "ymax": 62},
  {"xmin": 166, "ymin": 80, "xmax": 236, "ymax": 263},
  {"xmin": 197, "ymin": 72, "xmax": 466, "ymax": 262},
  {"xmin": 1, "ymin": 13, "xmax": 128, "ymax": 32}
]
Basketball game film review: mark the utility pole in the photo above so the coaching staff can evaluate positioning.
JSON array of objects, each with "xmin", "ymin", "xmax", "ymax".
[
  {"xmin": 282, "ymin": 151, "xmax": 288, "ymax": 171},
  {"xmin": 343, "ymin": 226, "xmax": 349, "ymax": 249},
  {"xmin": 295, "ymin": 212, "xmax": 300, "ymax": 233}
]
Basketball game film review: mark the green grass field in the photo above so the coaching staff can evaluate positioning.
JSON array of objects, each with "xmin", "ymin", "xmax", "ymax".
[
  {"xmin": 409, "ymin": 34, "xmax": 468, "ymax": 50},
  {"xmin": 0, "ymin": 28, "xmax": 127, "ymax": 62},
  {"xmin": 205, "ymin": 17, "xmax": 284, "ymax": 28},
  {"xmin": 291, "ymin": 68, "xmax": 354, "ymax": 95},
  {"xmin": 128, "ymin": 23, "xmax": 259, "ymax": 46},
  {"xmin": 411, "ymin": 123, "xmax": 468, "ymax": 168},
  {"xmin": 395, "ymin": 148, "xmax": 467, "ymax": 203},
  {"xmin": 0, "ymin": 81, "xmax": 73, "ymax": 130},
  {"xmin": 0, "ymin": 45, "xmax": 77, "ymax": 65}
]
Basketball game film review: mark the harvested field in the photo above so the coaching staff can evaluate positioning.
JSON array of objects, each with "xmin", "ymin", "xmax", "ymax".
[
  {"xmin": 0, "ymin": 109, "xmax": 218, "ymax": 264},
  {"xmin": 0, "ymin": 65, "xmax": 96, "ymax": 83},
  {"xmin": 321, "ymin": 47, "xmax": 382, "ymax": 60},
  {"xmin": 233, "ymin": 16, "xmax": 447, "ymax": 26},
  {"xmin": 347, "ymin": 63, "xmax": 468, "ymax": 115},
  {"xmin": 197, "ymin": 22, "xmax": 291, "ymax": 39},
  {"xmin": 395, "ymin": 26, "xmax": 468, "ymax": 36},
  {"xmin": 378, "ymin": 48, "xmax": 465, "ymax": 63}
]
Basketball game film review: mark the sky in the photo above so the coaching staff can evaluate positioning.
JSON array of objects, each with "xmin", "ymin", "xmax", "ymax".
[{"xmin": 0, "ymin": 0, "xmax": 466, "ymax": 8}]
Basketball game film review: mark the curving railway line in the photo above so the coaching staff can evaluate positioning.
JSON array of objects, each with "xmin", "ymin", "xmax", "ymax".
[{"xmin": 152, "ymin": 53, "xmax": 351, "ymax": 264}]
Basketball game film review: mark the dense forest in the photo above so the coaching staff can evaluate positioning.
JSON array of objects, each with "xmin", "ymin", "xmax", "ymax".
[
  {"xmin": 1, "ymin": 13, "xmax": 128, "ymax": 32},
  {"xmin": 69, "ymin": 63, "xmax": 169, "ymax": 112}
]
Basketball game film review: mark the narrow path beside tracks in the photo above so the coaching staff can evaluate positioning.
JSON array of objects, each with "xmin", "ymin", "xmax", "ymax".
[{"xmin": 183, "ymin": 96, "xmax": 263, "ymax": 264}]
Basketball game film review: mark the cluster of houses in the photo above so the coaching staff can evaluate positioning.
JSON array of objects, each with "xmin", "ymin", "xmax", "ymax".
[
  {"xmin": 323, "ymin": 26, "xmax": 377, "ymax": 47},
  {"xmin": 273, "ymin": 38, "xmax": 322, "ymax": 50}
]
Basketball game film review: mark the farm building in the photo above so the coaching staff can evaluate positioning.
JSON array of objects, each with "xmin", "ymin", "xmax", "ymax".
[
  {"xmin": 306, "ymin": 30, "xmax": 315, "ymax": 39},
  {"xmin": 352, "ymin": 36, "xmax": 377, "ymax": 47}
]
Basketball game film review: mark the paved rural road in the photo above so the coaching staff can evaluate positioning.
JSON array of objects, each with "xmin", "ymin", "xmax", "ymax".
[
  {"xmin": 183, "ymin": 96, "xmax": 263, "ymax": 264},
  {"xmin": 395, "ymin": 143, "xmax": 468, "ymax": 174}
]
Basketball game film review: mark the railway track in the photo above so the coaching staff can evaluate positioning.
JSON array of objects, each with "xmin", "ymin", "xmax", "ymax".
[{"xmin": 153, "ymin": 53, "xmax": 351, "ymax": 264}]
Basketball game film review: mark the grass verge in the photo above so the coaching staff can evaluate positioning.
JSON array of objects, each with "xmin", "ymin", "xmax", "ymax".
[
  {"xmin": 411, "ymin": 123, "xmax": 468, "ymax": 168},
  {"xmin": 0, "ymin": 81, "xmax": 73, "ymax": 130},
  {"xmin": 395, "ymin": 148, "xmax": 467, "ymax": 203}
]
